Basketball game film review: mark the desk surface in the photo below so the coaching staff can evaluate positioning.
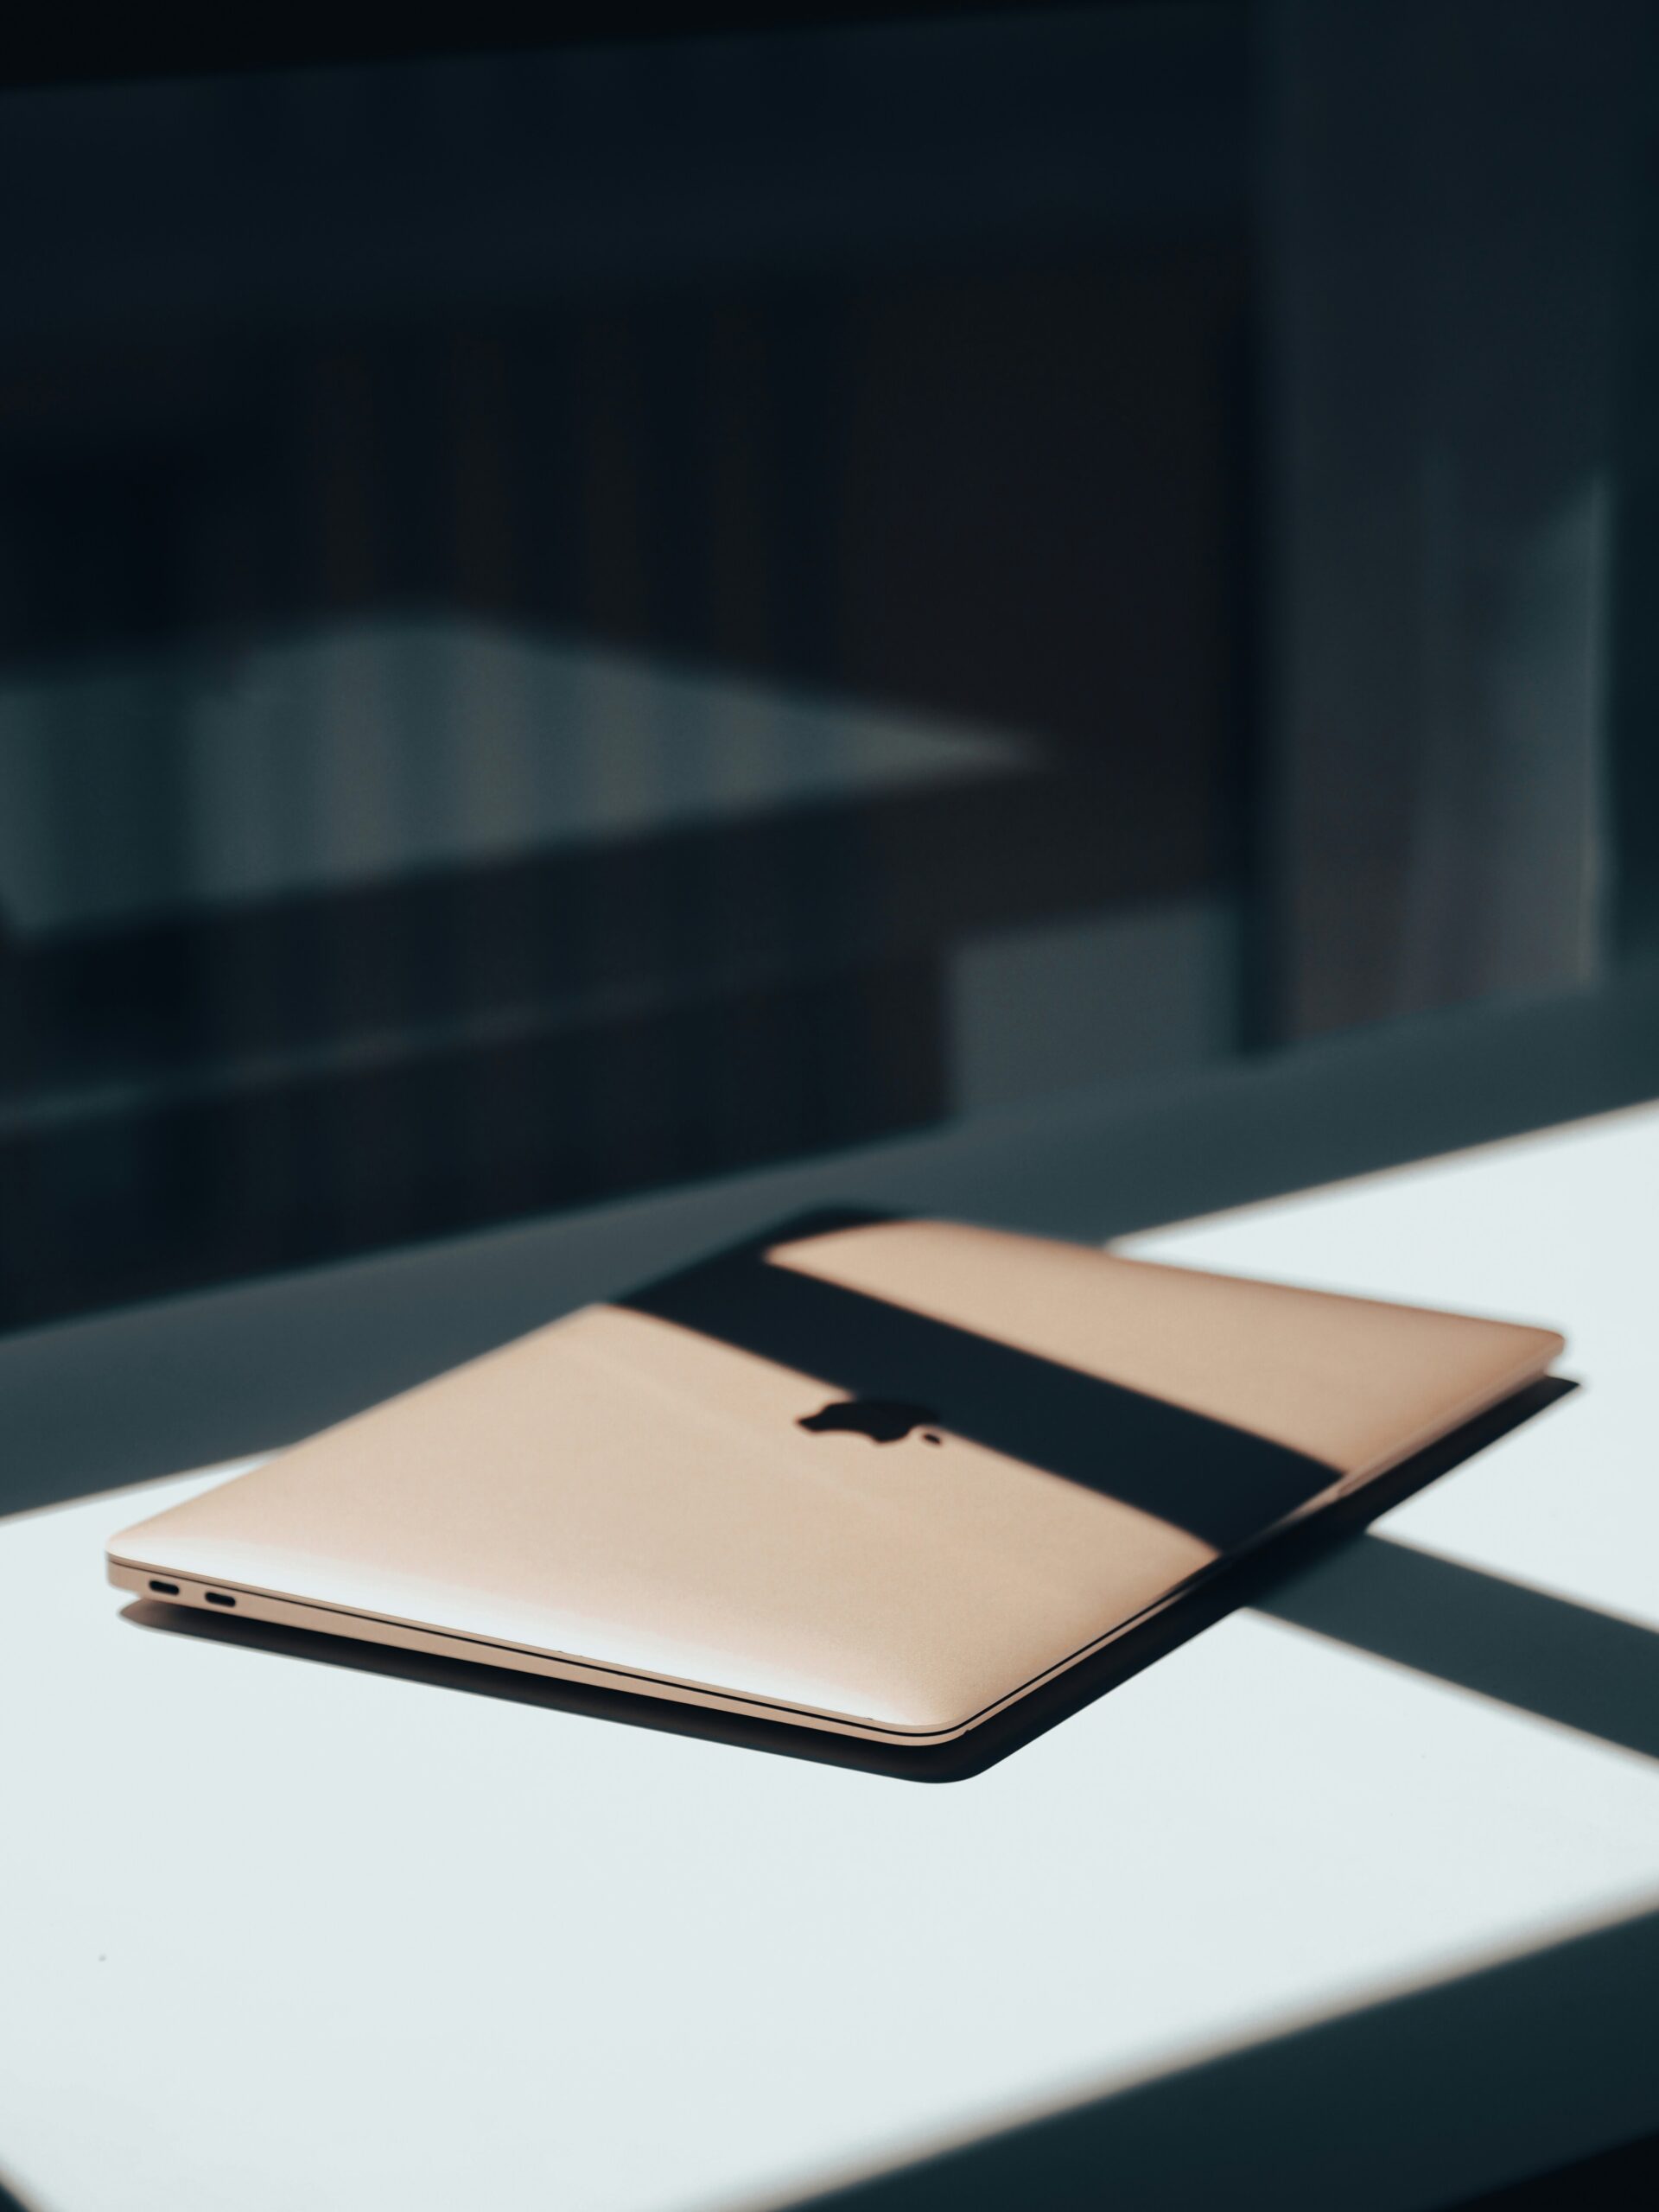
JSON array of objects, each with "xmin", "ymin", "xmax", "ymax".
[{"xmin": 3, "ymin": 1105, "xmax": 1658, "ymax": 2212}]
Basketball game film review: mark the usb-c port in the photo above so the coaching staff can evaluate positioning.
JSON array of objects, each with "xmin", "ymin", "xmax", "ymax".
[
  {"xmin": 148, "ymin": 1579, "xmax": 180, "ymax": 1595},
  {"xmin": 204, "ymin": 1591, "xmax": 237, "ymax": 1607}
]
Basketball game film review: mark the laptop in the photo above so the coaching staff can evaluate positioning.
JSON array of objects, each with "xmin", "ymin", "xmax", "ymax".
[{"xmin": 106, "ymin": 1211, "xmax": 1563, "ymax": 1745}]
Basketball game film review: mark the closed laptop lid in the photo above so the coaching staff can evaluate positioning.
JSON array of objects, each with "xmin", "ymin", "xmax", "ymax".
[{"xmin": 107, "ymin": 1212, "xmax": 1563, "ymax": 1737}]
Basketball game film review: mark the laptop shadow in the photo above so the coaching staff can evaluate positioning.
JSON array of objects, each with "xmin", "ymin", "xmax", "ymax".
[{"xmin": 121, "ymin": 1375, "xmax": 1580, "ymax": 1784}]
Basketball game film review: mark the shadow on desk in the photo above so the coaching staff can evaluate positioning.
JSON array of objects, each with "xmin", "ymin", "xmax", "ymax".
[
  {"xmin": 120, "ymin": 1376, "xmax": 1654, "ymax": 1786},
  {"xmin": 791, "ymin": 1898, "xmax": 1659, "ymax": 2211}
]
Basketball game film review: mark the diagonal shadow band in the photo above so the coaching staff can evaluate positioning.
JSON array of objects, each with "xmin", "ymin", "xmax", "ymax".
[
  {"xmin": 622, "ymin": 1225, "xmax": 1658, "ymax": 1770},
  {"xmin": 1257, "ymin": 1533, "xmax": 1659, "ymax": 1764},
  {"xmin": 623, "ymin": 1212, "xmax": 1334, "ymax": 1551}
]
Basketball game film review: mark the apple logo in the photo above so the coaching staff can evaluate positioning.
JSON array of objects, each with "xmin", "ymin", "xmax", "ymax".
[{"xmin": 798, "ymin": 1398, "xmax": 944, "ymax": 1446}]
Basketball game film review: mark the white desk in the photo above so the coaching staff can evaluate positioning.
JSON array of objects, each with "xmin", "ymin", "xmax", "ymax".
[{"xmin": 3, "ymin": 1105, "xmax": 1658, "ymax": 2212}]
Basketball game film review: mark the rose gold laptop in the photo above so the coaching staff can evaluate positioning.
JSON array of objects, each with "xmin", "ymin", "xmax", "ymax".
[{"xmin": 106, "ymin": 1211, "xmax": 1562, "ymax": 1745}]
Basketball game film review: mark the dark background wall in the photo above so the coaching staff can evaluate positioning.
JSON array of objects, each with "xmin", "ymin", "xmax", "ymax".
[{"xmin": 0, "ymin": 0, "xmax": 1655, "ymax": 1336}]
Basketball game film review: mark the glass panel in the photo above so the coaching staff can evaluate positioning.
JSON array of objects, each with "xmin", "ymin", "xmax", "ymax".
[{"xmin": 0, "ymin": 0, "xmax": 1652, "ymax": 1333}]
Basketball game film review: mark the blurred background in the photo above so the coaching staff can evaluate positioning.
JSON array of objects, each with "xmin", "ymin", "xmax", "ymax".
[{"xmin": 1, "ymin": 0, "xmax": 1656, "ymax": 1336}]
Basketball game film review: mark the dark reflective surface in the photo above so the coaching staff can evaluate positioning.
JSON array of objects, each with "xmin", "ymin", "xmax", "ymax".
[
  {"xmin": 0, "ymin": 8, "xmax": 1251, "ymax": 1331},
  {"xmin": 2, "ymin": 0, "xmax": 1656, "ymax": 1334}
]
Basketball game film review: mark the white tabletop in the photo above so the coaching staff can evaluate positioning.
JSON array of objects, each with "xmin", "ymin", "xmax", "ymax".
[{"xmin": 3, "ymin": 1104, "xmax": 1658, "ymax": 2212}]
